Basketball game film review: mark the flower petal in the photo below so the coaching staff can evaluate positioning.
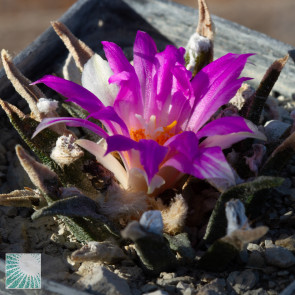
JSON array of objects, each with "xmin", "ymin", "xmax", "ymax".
[
  {"xmin": 200, "ymin": 119, "xmax": 267, "ymax": 149},
  {"xmin": 197, "ymin": 116, "xmax": 253, "ymax": 138},
  {"xmin": 89, "ymin": 106, "xmax": 129, "ymax": 136},
  {"xmin": 105, "ymin": 135, "xmax": 138, "ymax": 154},
  {"xmin": 163, "ymin": 132, "xmax": 236, "ymax": 191},
  {"xmin": 151, "ymin": 46, "xmax": 187, "ymax": 124},
  {"xmin": 128, "ymin": 168, "xmax": 165, "ymax": 194},
  {"xmin": 163, "ymin": 146, "xmax": 236, "ymax": 192},
  {"xmin": 188, "ymin": 53, "xmax": 253, "ymax": 132},
  {"xmin": 32, "ymin": 75, "xmax": 104, "ymax": 113},
  {"xmin": 192, "ymin": 147, "xmax": 236, "ymax": 191},
  {"xmin": 76, "ymin": 139, "xmax": 128, "ymax": 189},
  {"xmin": 138, "ymin": 139, "xmax": 168, "ymax": 183},
  {"xmin": 133, "ymin": 31, "xmax": 157, "ymax": 108},
  {"xmin": 102, "ymin": 41, "xmax": 143, "ymax": 126},
  {"xmin": 106, "ymin": 135, "xmax": 168, "ymax": 184},
  {"xmin": 165, "ymin": 131, "xmax": 199, "ymax": 158},
  {"xmin": 81, "ymin": 53, "xmax": 118, "ymax": 107},
  {"xmin": 32, "ymin": 117, "xmax": 108, "ymax": 139}
]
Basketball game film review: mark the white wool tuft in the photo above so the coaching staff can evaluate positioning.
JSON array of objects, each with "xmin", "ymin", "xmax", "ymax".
[
  {"xmin": 37, "ymin": 98, "xmax": 58, "ymax": 114},
  {"xmin": 185, "ymin": 32, "xmax": 211, "ymax": 72}
]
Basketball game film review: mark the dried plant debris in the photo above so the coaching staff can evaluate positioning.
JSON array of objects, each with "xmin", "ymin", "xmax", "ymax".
[
  {"xmin": 240, "ymin": 55, "xmax": 289, "ymax": 125},
  {"xmin": 16, "ymin": 144, "xmax": 62, "ymax": 202},
  {"xmin": 1, "ymin": 49, "xmax": 44, "ymax": 121},
  {"xmin": 196, "ymin": 0, "xmax": 214, "ymax": 40},
  {"xmin": 0, "ymin": 189, "xmax": 42, "ymax": 207},
  {"xmin": 51, "ymin": 21, "xmax": 94, "ymax": 72}
]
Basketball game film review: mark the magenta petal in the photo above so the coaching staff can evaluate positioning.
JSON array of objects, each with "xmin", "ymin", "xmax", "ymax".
[
  {"xmin": 102, "ymin": 41, "xmax": 143, "ymax": 124},
  {"xmin": 137, "ymin": 139, "xmax": 168, "ymax": 183},
  {"xmin": 165, "ymin": 131, "xmax": 199, "ymax": 158},
  {"xmin": 191, "ymin": 146, "xmax": 235, "ymax": 186},
  {"xmin": 105, "ymin": 135, "xmax": 138, "ymax": 154},
  {"xmin": 133, "ymin": 31, "xmax": 157, "ymax": 109},
  {"xmin": 89, "ymin": 106, "xmax": 129, "ymax": 135},
  {"xmin": 197, "ymin": 116, "xmax": 253, "ymax": 139},
  {"xmin": 163, "ymin": 146, "xmax": 235, "ymax": 188},
  {"xmin": 102, "ymin": 41, "xmax": 134, "ymax": 74},
  {"xmin": 188, "ymin": 53, "xmax": 253, "ymax": 132},
  {"xmin": 32, "ymin": 117, "xmax": 108, "ymax": 138},
  {"xmin": 32, "ymin": 75, "xmax": 104, "ymax": 113},
  {"xmin": 106, "ymin": 135, "xmax": 168, "ymax": 184}
]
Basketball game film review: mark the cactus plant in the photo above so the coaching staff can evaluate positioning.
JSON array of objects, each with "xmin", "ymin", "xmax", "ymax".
[{"xmin": 0, "ymin": 0, "xmax": 292, "ymax": 274}]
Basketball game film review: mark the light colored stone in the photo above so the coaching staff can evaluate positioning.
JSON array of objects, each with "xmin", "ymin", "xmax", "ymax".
[
  {"xmin": 142, "ymin": 290, "xmax": 169, "ymax": 295},
  {"xmin": 265, "ymin": 245, "xmax": 295, "ymax": 268},
  {"xmin": 244, "ymin": 288, "xmax": 268, "ymax": 295},
  {"xmin": 75, "ymin": 264, "xmax": 131, "ymax": 295},
  {"xmin": 247, "ymin": 243, "xmax": 263, "ymax": 252},
  {"xmin": 275, "ymin": 235, "xmax": 295, "ymax": 254},
  {"xmin": 196, "ymin": 278, "xmax": 226, "ymax": 295}
]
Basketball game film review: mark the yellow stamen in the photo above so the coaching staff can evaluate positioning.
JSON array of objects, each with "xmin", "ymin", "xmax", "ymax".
[
  {"xmin": 130, "ymin": 128, "xmax": 147, "ymax": 142},
  {"xmin": 163, "ymin": 120, "xmax": 177, "ymax": 133},
  {"xmin": 130, "ymin": 120, "xmax": 178, "ymax": 146}
]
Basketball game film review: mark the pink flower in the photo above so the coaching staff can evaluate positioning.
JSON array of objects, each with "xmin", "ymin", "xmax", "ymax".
[{"xmin": 32, "ymin": 31, "xmax": 265, "ymax": 194}]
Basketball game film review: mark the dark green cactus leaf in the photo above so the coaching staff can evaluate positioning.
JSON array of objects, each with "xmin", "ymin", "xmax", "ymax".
[
  {"xmin": 164, "ymin": 232, "xmax": 196, "ymax": 262},
  {"xmin": 61, "ymin": 216, "xmax": 119, "ymax": 242},
  {"xmin": 203, "ymin": 176, "xmax": 284, "ymax": 245},
  {"xmin": 31, "ymin": 195, "xmax": 120, "ymax": 242},
  {"xmin": 62, "ymin": 102, "xmax": 88, "ymax": 119},
  {"xmin": 197, "ymin": 239, "xmax": 238, "ymax": 271},
  {"xmin": 0, "ymin": 99, "xmax": 60, "ymax": 171},
  {"xmin": 0, "ymin": 100, "xmax": 100, "ymax": 198},
  {"xmin": 121, "ymin": 221, "xmax": 178, "ymax": 275},
  {"xmin": 31, "ymin": 195, "xmax": 101, "ymax": 220},
  {"xmin": 240, "ymin": 55, "xmax": 288, "ymax": 125}
]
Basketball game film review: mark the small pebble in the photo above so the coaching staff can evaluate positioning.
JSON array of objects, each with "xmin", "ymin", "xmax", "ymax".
[{"xmin": 247, "ymin": 243, "xmax": 262, "ymax": 252}]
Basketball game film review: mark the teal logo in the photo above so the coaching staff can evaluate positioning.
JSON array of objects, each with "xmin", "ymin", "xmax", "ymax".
[{"xmin": 5, "ymin": 253, "xmax": 41, "ymax": 289}]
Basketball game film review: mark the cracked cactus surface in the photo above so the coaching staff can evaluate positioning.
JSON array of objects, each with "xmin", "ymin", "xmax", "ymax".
[{"xmin": 0, "ymin": 0, "xmax": 292, "ymax": 274}]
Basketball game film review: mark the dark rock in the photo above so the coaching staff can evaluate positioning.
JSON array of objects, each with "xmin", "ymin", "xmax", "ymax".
[
  {"xmin": 227, "ymin": 270, "xmax": 258, "ymax": 294},
  {"xmin": 265, "ymin": 245, "xmax": 295, "ymax": 268}
]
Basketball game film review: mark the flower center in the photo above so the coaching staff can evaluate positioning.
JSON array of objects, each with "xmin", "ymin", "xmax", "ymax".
[{"xmin": 130, "ymin": 120, "xmax": 177, "ymax": 145}]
